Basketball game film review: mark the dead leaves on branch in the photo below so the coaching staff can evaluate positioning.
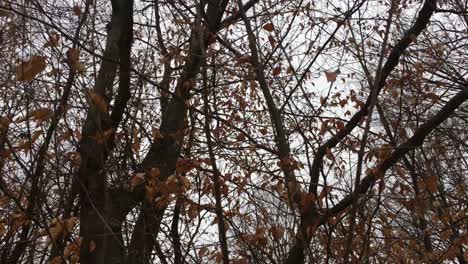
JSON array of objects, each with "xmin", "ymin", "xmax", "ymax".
[
  {"xmin": 16, "ymin": 56, "xmax": 47, "ymax": 82},
  {"xmin": 88, "ymin": 91, "xmax": 108, "ymax": 113},
  {"xmin": 67, "ymin": 48, "xmax": 85, "ymax": 73},
  {"xmin": 130, "ymin": 169, "xmax": 192, "ymax": 205},
  {"xmin": 15, "ymin": 108, "xmax": 54, "ymax": 125}
]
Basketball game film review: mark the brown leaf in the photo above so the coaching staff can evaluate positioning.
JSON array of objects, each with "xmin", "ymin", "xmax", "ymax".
[
  {"xmin": 319, "ymin": 186, "xmax": 332, "ymax": 200},
  {"xmin": 31, "ymin": 130, "xmax": 42, "ymax": 143},
  {"xmin": 188, "ymin": 204, "xmax": 199, "ymax": 220},
  {"xmin": 262, "ymin": 23, "xmax": 274, "ymax": 32},
  {"xmin": 89, "ymin": 240, "xmax": 96, "ymax": 252},
  {"xmin": 89, "ymin": 92, "xmax": 107, "ymax": 113},
  {"xmin": 215, "ymin": 252, "xmax": 223, "ymax": 263},
  {"xmin": 47, "ymin": 219, "xmax": 64, "ymax": 244},
  {"xmin": 0, "ymin": 222, "xmax": 6, "ymax": 237},
  {"xmin": 64, "ymin": 216, "xmax": 78, "ymax": 233},
  {"xmin": 268, "ymin": 35, "xmax": 276, "ymax": 47},
  {"xmin": 339, "ymin": 99, "xmax": 347, "ymax": 107},
  {"xmin": 75, "ymin": 62, "xmax": 85, "ymax": 74},
  {"xmin": 27, "ymin": 108, "xmax": 54, "ymax": 124},
  {"xmin": 198, "ymin": 247, "xmax": 208, "ymax": 257},
  {"xmin": 0, "ymin": 8, "xmax": 11, "ymax": 17},
  {"xmin": 335, "ymin": 120, "xmax": 345, "ymax": 131},
  {"xmin": 44, "ymin": 33, "xmax": 60, "ymax": 48},
  {"xmin": 272, "ymin": 67, "xmax": 281, "ymax": 76},
  {"xmin": 49, "ymin": 256, "xmax": 63, "ymax": 264},
  {"xmin": 325, "ymin": 148, "xmax": 335, "ymax": 161},
  {"xmin": 132, "ymin": 128, "xmax": 140, "ymax": 152},
  {"xmin": 73, "ymin": 5, "xmax": 82, "ymax": 16},
  {"xmin": 425, "ymin": 175, "xmax": 438, "ymax": 193},
  {"xmin": 67, "ymin": 48, "xmax": 80, "ymax": 64},
  {"xmin": 152, "ymin": 127, "xmax": 164, "ymax": 141},
  {"xmin": 131, "ymin": 173, "xmax": 145, "ymax": 191},
  {"xmin": 236, "ymin": 56, "xmax": 252, "ymax": 65},
  {"xmin": 325, "ymin": 71, "xmax": 337, "ymax": 82},
  {"xmin": 0, "ymin": 116, "xmax": 11, "ymax": 130},
  {"xmin": 270, "ymin": 225, "xmax": 285, "ymax": 241},
  {"xmin": 16, "ymin": 56, "xmax": 47, "ymax": 81},
  {"xmin": 145, "ymin": 184, "xmax": 157, "ymax": 202}
]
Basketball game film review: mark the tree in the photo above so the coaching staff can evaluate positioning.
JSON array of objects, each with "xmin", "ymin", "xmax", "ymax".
[{"xmin": 0, "ymin": 0, "xmax": 467, "ymax": 263}]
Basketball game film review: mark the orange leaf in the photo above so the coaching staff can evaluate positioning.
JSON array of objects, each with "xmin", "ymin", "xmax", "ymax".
[{"xmin": 16, "ymin": 56, "xmax": 47, "ymax": 81}]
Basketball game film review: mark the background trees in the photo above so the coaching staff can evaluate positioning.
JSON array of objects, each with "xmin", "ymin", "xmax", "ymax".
[{"xmin": 0, "ymin": 0, "xmax": 467, "ymax": 263}]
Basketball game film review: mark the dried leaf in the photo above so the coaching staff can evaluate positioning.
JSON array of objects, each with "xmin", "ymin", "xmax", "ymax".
[
  {"xmin": 236, "ymin": 56, "xmax": 252, "ymax": 65},
  {"xmin": 89, "ymin": 240, "xmax": 96, "ymax": 252},
  {"xmin": 49, "ymin": 256, "xmax": 63, "ymax": 264},
  {"xmin": 272, "ymin": 67, "xmax": 281, "ymax": 76},
  {"xmin": 44, "ymin": 33, "xmax": 60, "ymax": 47},
  {"xmin": 198, "ymin": 247, "xmax": 208, "ymax": 257},
  {"xmin": 339, "ymin": 99, "xmax": 347, "ymax": 107},
  {"xmin": 67, "ymin": 48, "xmax": 80, "ymax": 64},
  {"xmin": 0, "ymin": 8, "xmax": 11, "ymax": 17},
  {"xmin": 75, "ymin": 62, "xmax": 85, "ymax": 74},
  {"xmin": 270, "ymin": 225, "xmax": 285, "ymax": 241},
  {"xmin": 131, "ymin": 173, "xmax": 145, "ymax": 190},
  {"xmin": 262, "ymin": 23, "xmax": 274, "ymax": 32},
  {"xmin": 325, "ymin": 148, "xmax": 335, "ymax": 161},
  {"xmin": 16, "ymin": 56, "xmax": 47, "ymax": 81},
  {"xmin": 132, "ymin": 128, "xmax": 140, "ymax": 152},
  {"xmin": 268, "ymin": 35, "xmax": 276, "ymax": 47},
  {"xmin": 336, "ymin": 120, "xmax": 345, "ymax": 131},
  {"xmin": 152, "ymin": 127, "xmax": 164, "ymax": 141},
  {"xmin": 188, "ymin": 204, "xmax": 198, "ymax": 220},
  {"xmin": 0, "ymin": 116, "xmax": 11, "ymax": 130},
  {"xmin": 47, "ymin": 219, "xmax": 64, "ymax": 244},
  {"xmin": 425, "ymin": 175, "xmax": 438, "ymax": 193},
  {"xmin": 325, "ymin": 71, "xmax": 337, "ymax": 82},
  {"xmin": 0, "ymin": 222, "xmax": 6, "ymax": 237},
  {"xmin": 73, "ymin": 5, "xmax": 81, "ymax": 16},
  {"xmin": 145, "ymin": 184, "xmax": 157, "ymax": 202},
  {"xmin": 319, "ymin": 186, "xmax": 332, "ymax": 200},
  {"xmin": 89, "ymin": 92, "xmax": 107, "ymax": 113},
  {"xmin": 64, "ymin": 216, "xmax": 78, "ymax": 233}
]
